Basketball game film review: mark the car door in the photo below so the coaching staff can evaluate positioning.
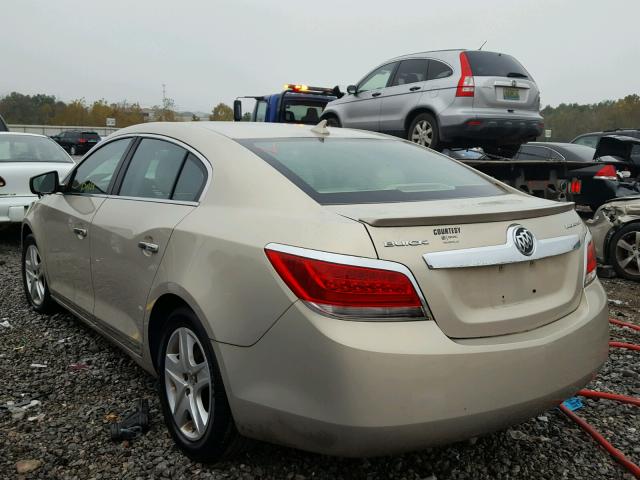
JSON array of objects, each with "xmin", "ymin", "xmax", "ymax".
[
  {"xmin": 339, "ymin": 62, "xmax": 397, "ymax": 131},
  {"xmin": 379, "ymin": 59, "xmax": 429, "ymax": 135},
  {"xmin": 37, "ymin": 137, "xmax": 133, "ymax": 316},
  {"xmin": 89, "ymin": 136, "xmax": 208, "ymax": 351}
]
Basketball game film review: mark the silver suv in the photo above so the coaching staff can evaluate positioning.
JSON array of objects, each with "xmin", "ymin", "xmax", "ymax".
[{"xmin": 322, "ymin": 49, "xmax": 543, "ymax": 156}]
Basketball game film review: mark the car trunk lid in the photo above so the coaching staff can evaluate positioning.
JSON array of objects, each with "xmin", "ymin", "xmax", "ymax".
[
  {"xmin": 327, "ymin": 194, "xmax": 586, "ymax": 338},
  {"xmin": 0, "ymin": 162, "xmax": 72, "ymax": 197}
]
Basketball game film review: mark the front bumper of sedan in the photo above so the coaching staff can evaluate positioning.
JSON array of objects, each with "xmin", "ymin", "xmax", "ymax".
[
  {"xmin": 217, "ymin": 280, "xmax": 608, "ymax": 457},
  {"xmin": 0, "ymin": 195, "xmax": 37, "ymax": 223}
]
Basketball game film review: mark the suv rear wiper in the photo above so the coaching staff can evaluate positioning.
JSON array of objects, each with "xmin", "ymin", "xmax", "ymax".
[{"xmin": 506, "ymin": 72, "xmax": 528, "ymax": 79}]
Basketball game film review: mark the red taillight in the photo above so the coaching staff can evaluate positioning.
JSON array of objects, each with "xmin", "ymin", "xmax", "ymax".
[
  {"xmin": 585, "ymin": 240, "xmax": 597, "ymax": 285},
  {"xmin": 467, "ymin": 120, "xmax": 482, "ymax": 127},
  {"xmin": 265, "ymin": 248, "xmax": 424, "ymax": 319},
  {"xmin": 593, "ymin": 164, "xmax": 617, "ymax": 180},
  {"xmin": 569, "ymin": 179, "xmax": 582, "ymax": 194},
  {"xmin": 456, "ymin": 52, "xmax": 475, "ymax": 97},
  {"xmin": 78, "ymin": 138, "xmax": 87, "ymax": 143}
]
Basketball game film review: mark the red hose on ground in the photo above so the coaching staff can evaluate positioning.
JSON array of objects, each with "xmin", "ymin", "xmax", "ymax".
[
  {"xmin": 559, "ymin": 404, "xmax": 640, "ymax": 478},
  {"xmin": 609, "ymin": 318, "xmax": 640, "ymax": 332},
  {"xmin": 578, "ymin": 389, "xmax": 640, "ymax": 407},
  {"xmin": 609, "ymin": 341, "xmax": 640, "ymax": 351}
]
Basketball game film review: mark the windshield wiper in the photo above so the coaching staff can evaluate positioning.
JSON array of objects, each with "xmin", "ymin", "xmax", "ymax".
[{"xmin": 506, "ymin": 72, "xmax": 528, "ymax": 79}]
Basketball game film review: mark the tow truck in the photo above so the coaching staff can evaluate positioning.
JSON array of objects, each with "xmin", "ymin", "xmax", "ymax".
[{"xmin": 233, "ymin": 84, "xmax": 339, "ymax": 124}]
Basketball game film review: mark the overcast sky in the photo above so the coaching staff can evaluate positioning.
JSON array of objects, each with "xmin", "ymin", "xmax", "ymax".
[{"xmin": 2, "ymin": 0, "xmax": 639, "ymax": 113}]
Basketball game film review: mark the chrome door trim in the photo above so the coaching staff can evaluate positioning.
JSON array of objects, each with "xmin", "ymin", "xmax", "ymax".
[
  {"xmin": 423, "ymin": 229, "xmax": 581, "ymax": 269},
  {"xmin": 264, "ymin": 242, "xmax": 430, "ymax": 312}
]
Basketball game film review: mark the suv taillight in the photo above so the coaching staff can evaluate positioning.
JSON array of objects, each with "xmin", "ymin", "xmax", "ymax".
[
  {"xmin": 265, "ymin": 247, "xmax": 425, "ymax": 319},
  {"xmin": 78, "ymin": 138, "xmax": 87, "ymax": 143},
  {"xmin": 593, "ymin": 164, "xmax": 617, "ymax": 180},
  {"xmin": 456, "ymin": 52, "xmax": 475, "ymax": 97},
  {"xmin": 585, "ymin": 238, "xmax": 597, "ymax": 286}
]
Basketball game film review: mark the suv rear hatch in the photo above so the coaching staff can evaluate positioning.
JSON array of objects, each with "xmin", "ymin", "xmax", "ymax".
[
  {"xmin": 81, "ymin": 131, "xmax": 100, "ymax": 146},
  {"xmin": 328, "ymin": 194, "xmax": 586, "ymax": 338},
  {"xmin": 464, "ymin": 51, "xmax": 540, "ymax": 116}
]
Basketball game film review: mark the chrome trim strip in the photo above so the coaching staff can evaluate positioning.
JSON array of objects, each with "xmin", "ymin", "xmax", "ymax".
[
  {"xmin": 423, "ymin": 230, "xmax": 581, "ymax": 269},
  {"xmin": 264, "ymin": 242, "xmax": 431, "ymax": 316}
]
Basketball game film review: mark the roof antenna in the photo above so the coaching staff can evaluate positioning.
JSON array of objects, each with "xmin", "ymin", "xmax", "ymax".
[
  {"xmin": 478, "ymin": 40, "xmax": 487, "ymax": 50},
  {"xmin": 311, "ymin": 119, "xmax": 330, "ymax": 136}
]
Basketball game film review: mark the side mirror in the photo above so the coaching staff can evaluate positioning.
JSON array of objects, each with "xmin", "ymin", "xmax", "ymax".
[
  {"xmin": 233, "ymin": 100, "xmax": 243, "ymax": 122},
  {"xmin": 346, "ymin": 85, "xmax": 357, "ymax": 95},
  {"xmin": 30, "ymin": 170, "xmax": 60, "ymax": 196}
]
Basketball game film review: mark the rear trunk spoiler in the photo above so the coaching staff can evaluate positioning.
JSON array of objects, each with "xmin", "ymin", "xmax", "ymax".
[{"xmin": 359, "ymin": 202, "xmax": 575, "ymax": 227}]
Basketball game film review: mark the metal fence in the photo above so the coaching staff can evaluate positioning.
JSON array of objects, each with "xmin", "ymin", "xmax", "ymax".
[{"xmin": 7, "ymin": 124, "xmax": 120, "ymax": 137}]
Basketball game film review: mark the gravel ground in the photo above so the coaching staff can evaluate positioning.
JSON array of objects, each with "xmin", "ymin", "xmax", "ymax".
[{"xmin": 1, "ymin": 225, "xmax": 639, "ymax": 480}]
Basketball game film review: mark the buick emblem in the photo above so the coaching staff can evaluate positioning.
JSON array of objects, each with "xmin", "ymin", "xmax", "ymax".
[{"xmin": 512, "ymin": 226, "xmax": 535, "ymax": 256}]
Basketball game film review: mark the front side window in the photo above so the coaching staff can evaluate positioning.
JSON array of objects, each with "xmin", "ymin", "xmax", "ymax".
[
  {"xmin": 254, "ymin": 101, "xmax": 268, "ymax": 122},
  {"xmin": 119, "ymin": 138, "xmax": 187, "ymax": 199},
  {"xmin": 391, "ymin": 59, "xmax": 428, "ymax": 86},
  {"xmin": 0, "ymin": 134, "xmax": 72, "ymax": 163},
  {"xmin": 574, "ymin": 135, "xmax": 600, "ymax": 148},
  {"xmin": 68, "ymin": 138, "xmax": 131, "ymax": 194},
  {"xmin": 241, "ymin": 138, "xmax": 504, "ymax": 204},
  {"xmin": 358, "ymin": 63, "xmax": 397, "ymax": 92}
]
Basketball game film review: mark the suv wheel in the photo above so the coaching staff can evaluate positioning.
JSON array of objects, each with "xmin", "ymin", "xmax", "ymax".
[
  {"xmin": 609, "ymin": 223, "xmax": 640, "ymax": 281},
  {"xmin": 22, "ymin": 234, "xmax": 56, "ymax": 313},
  {"xmin": 69, "ymin": 146, "xmax": 77, "ymax": 155},
  {"xmin": 324, "ymin": 115, "xmax": 341, "ymax": 128},
  {"xmin": 408, "ymin": 113, "xmax": 439, "ymax": 150},
  {"xmin": 157, "ymin": 308, "xmax": 242, "ymax": 462}
]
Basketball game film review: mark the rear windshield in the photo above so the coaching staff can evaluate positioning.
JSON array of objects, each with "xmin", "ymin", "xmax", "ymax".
[
  {"xmin": 0, "ymin": 134, "xmax": 72, "ymax": 163},
  {"xmin": 465, "ymin": 51, "xmax": 530, "ymax": 79},
  {"xmin": 240, "ymin": 138, "xmax": 505, "ymax": 204},
  {"xmin": 282, "ymin": 100, "xmax": 327, "ymax": 125},
  {"xmin": 81, "ymin": 131, "xmax": 100, "ymax": 140}
]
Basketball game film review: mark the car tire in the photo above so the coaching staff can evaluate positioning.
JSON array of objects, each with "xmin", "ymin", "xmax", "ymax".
[
  {"xmin": 22, "ymin": 234, "xmax": 57, "ymax": 313},
  {"xmin": 70, "ymin": 146, "xmax": 76, "ymax": 155},
  {"xmin": 157, "ymin": 307, "xmax": 243, "ymax": 462},
  {"xmin": 324, "ymin": 115, "xmax": 341, "ymax": 128},
  {"xmin": 609, "ymin": 223, "xmax": 640, "ymax": 281},
  {"xmin": 407, "ymin": 113, "xmax": 440, "ymax": 150}
]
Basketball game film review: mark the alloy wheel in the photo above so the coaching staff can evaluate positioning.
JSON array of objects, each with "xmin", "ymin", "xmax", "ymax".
[
  {"xmin": 24, "ymin": 244, "xmax": 45, "ymax": 306},
  {"xmin": 164, "ymin": 327, "xmax": 212, "ymax": 441},
  {"xmin": 411, "ymin": 120, "xmax": 433, "ymax": 147},
  {"xmin": 615, "ymin": 230, "xmax": 640, "ymax": 277}
]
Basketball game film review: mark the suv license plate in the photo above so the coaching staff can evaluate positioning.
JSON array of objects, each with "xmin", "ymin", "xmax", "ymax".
[{"xmin": 503, "ymin": 87, "xmax": 520, "ymax": 100}]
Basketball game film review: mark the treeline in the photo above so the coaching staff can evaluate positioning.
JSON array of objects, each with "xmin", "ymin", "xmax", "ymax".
[
  {"xmin": 0, "ymin": 92, "xmax": 236, "ymax": 127},
  {"xmin": 541, "ymin": 94, "xmax": 640, "ymax": 142}
]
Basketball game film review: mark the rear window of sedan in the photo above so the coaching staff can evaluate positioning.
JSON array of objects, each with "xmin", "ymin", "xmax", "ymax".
[
  {"xmin": 240, "ymin": 138, "xmax": 505, "ymax": 204},
  {"xmin": 0, "ymin": 134, "xmax": 72, "ymax": 163}
]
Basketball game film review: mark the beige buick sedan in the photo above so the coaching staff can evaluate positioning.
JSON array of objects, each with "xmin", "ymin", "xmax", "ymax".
[{"xmin": 23, "ymin": 121, "xmax": 608, "ymax": 461}]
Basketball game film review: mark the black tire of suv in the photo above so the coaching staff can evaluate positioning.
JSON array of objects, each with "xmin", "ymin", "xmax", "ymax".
[
  {"xmin": 22, "ymin": 234, "xmax": 57, "ymax": 314},
  {"xmin": 407, "ymin": 113, "xmax": 440, "ymax": 150},
  {"xmin": 324, "ymin": 115, "xmax": 341, "ymax": 127},
  {"xmin": 609, "ymin": 223, "xmax": 640, "ymax": 281},
  {"xmin": 157, "ymin": 307, "xmax": 244, "ymax": 462}
]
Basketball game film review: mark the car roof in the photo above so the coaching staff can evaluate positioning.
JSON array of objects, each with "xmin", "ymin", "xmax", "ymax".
[
  {"xmin": 116, "ymin": 121, "xmax": 390, "ymax": 140},
  {"xmin": 0, "ymin": 131, "xmax": 48, "ymax": 138}
]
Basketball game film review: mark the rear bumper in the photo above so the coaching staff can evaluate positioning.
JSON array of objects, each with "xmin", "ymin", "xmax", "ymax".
[
  {"xmin": 0, "ymin": 196, "xmax": 37, "ymax": 223},
  {"xmin": 440, "ymin": 116, "xmax": 543, "ymax": 145},
  {"xmin": 217, "ymin": 280, "xmax": 608, "ymax": 456}
]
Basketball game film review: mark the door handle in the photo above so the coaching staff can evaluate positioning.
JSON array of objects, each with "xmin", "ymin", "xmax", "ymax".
[
  {"xmin": 72, "ymin": 227, "xmax": 87, "ymax": 238},
  {"xmin": 409, "ymin": 86, "xmax": 421, "ymax": 91},
  {"xmin": 138, "ymin": 241, "xmax": 159, "ymax": 253},
  {"xmin": 371, "ymin": 92, "xmax": 382, "ymax": 97}
]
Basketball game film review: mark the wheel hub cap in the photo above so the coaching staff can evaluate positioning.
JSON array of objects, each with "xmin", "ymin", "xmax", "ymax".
[
  {"xmin": 411, "ymin": 120, "xmax": 433, "ymax": 147},
  {"xmin": 164, "ymin": 327, "xmax": 212, "ymax": 441},
  {"xmin": 24, "ymin": 245, "xmax": 45, "ymax": 306},
  {"xmin": 615, "ymin": 231, "xmax": 640, "ymax": 276}
]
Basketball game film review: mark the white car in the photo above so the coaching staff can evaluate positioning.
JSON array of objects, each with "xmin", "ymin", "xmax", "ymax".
[{"xmin": 0, "ymin": 132, "xmax": 74, "ymax": 224}]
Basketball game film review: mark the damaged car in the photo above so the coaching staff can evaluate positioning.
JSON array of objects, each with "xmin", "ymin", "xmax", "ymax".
[{"xmin": 587, "ymin": 196, "xmax": 640, "ymax": 281}]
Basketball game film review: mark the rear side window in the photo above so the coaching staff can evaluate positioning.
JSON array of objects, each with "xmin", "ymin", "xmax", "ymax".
[
  {"xmin": 574, "ymin": 135, "xmax": 600, "ymax": 148},
  {"xmin": 391, "ymin": 59, "xmax": 428, "ymax": 86},
  {"xmin": 119, "ymin": 139, "xmax": 187, "ymax": 199},
  {"xmin": 172, "ymin": 154, "xmax": 207, "ymax": 202},
  {"xmin": 464, "ymin": 51, "xmax": 529, "ymax": 79},
  {"xmin": 240, "ymin": 138, "xmax": 504, "ymax": 204},
  {"xmin": 427, "ymin": 60, "xmax": 453, "ymax": 80},
  {"xmin": 514, "ymin": 145, "xmax": 551, "ymax": 160}
]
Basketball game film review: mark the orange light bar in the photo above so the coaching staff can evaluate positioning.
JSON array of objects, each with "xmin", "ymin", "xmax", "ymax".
[{"xmin": 283, "ymin": 84, "xmax": 309, "ymax": 92}]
